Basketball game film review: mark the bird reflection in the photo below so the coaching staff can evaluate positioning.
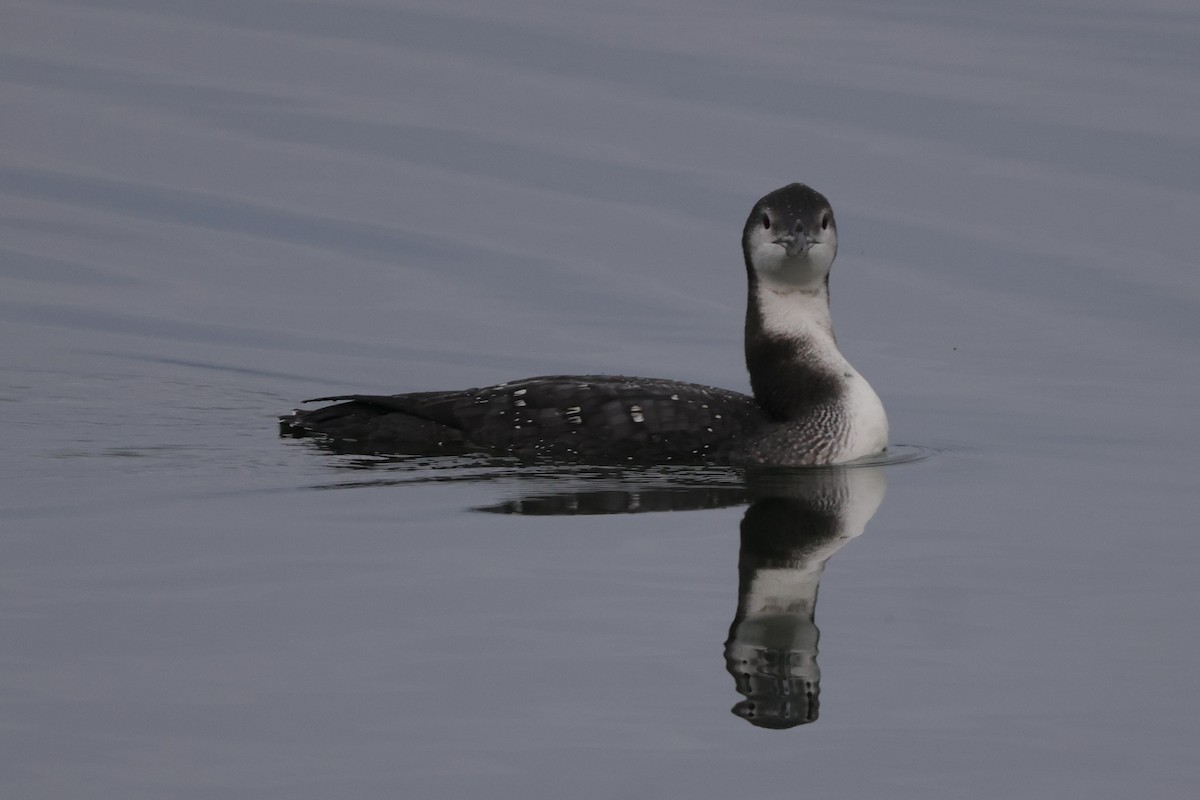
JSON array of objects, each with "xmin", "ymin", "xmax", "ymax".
[
  {"xmin": 475, "ymin": 464, "xmax": 887, "ymax": 729},
  {"xmin": 724, "ymin": 467, "xmax": 885, "ymax": 727},
  {"xmin": 295, "ymin": 447, "xmax": 889, "ymax": 729}
]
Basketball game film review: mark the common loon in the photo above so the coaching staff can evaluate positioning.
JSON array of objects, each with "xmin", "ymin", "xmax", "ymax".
[{"xmin": 280, "ymin": 183, "xmax": 888, "ymax": 466}]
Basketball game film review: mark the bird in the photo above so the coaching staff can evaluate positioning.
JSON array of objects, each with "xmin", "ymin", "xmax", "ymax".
[{"xmin": 280, "ymin": 183, "xmax": 888, "ymax": 466}]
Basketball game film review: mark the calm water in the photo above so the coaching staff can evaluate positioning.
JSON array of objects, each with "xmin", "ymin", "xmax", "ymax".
[{"xmin": 3, "ymin": 0, "xmax": 1199, "ymax": 797}]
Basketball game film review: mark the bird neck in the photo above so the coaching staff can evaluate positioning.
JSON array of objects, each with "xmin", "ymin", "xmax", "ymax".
[{"xmin": 744, "ymin": 281, "xmax": 847, "ymax": 421}]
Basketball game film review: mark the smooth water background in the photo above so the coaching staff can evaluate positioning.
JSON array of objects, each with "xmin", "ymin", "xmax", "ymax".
[{"xmin": 3, "ymin": 1, "xmax": 1199, "ymax": 797}]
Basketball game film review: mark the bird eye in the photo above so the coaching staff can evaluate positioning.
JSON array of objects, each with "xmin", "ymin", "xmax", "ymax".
[
  {"xmin": 821, "ymin": 213, "xmax": 830, "ymax": 230},
  {"xmin": 761, "ymin": 214, "xmax": 771, "ymax": 230}
]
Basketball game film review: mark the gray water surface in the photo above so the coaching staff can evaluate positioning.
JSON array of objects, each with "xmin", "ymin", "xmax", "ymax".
[{"xmin": 3, "ymin": 1, "xmax": 1199, "ymax": 797}]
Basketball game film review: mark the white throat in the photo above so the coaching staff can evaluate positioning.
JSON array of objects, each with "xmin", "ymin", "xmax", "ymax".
[{"xmin": 754, "ymin": 284, "xmax": 841, "ymax": 364}]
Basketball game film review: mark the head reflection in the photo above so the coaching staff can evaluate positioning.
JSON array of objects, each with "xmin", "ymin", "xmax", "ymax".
[{"xmin": 726, "ymin": 467, "xmax": 886, "ymax": 728}]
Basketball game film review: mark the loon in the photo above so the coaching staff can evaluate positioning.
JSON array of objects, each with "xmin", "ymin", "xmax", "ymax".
[{"xmin": 280, "ymin": 183, "xmax": 888, "ymax": 466}]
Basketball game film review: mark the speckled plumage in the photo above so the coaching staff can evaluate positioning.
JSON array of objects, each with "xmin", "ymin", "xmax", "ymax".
[
  {"xmin": 281, "ymin": 183, "xmax": 888, "ymax": 466},
  {"xmin": 285, "ymin": 375, "xmax": 772, "ymax": 463}
]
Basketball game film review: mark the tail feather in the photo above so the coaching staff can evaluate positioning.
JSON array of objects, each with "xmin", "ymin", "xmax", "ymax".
[{"xmin": 280, "ymin": 395, "xmax": 468, "ymax": 453}]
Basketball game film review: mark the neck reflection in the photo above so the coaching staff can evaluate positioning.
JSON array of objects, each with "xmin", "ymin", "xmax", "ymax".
[{"xmin": 726, "ymin": 467, "xmax": 886, "ymax": 728}]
